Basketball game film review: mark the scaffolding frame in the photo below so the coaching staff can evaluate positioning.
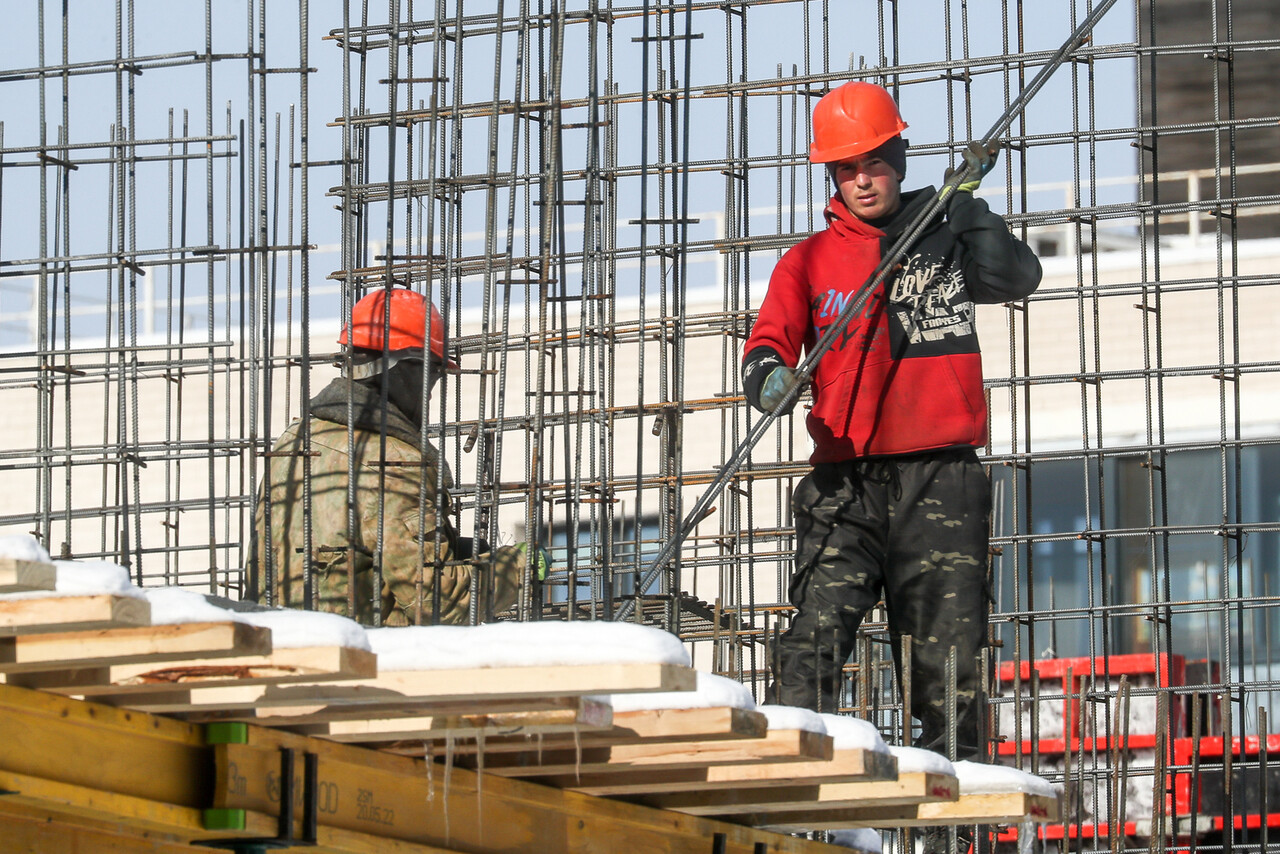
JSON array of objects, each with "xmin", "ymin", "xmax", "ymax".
[{"xmin": 3, "ymin": 2, "xmax": 1280, "ymax": 851}]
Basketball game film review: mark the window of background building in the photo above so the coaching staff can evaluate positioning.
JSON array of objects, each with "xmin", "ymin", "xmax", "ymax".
[
  {"xmin": 991, "ymin": 444, "xmax": 1280, "ymax": 677},
  {"xmin": 547, "ymin": 517, "xmax": 662, "ymax": 605}
]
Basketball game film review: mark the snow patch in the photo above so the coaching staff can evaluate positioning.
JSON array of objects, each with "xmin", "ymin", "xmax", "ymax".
[
  {"xmin": 1081, "ymin": 675, "xmax": 1162, "ymax": 738},
  {"xmin": 240, "ymin": 607, "xmax": 370, "ymax": 650},
  {"xmin": 0, "ymin": 534, "xmax": 52, "ymax": 564},
  {"xmin": 366, "ymin": 620, "xmax": 690, "ymax": 671},
  {"xmin": 52, "ymin": 560, "xmax": 142, "ymax": 596},
  {"xmin": 606, "ymin": 670, "xmax": 754, "ymax": 712},
  {"xmin": 144, "ymin": 587, "xmax": 249, "ymax": 625},
  {"xmin": 890, "ymin": 745, "xmax": 955, "ymax": 776},
  {"xmin": 818, "ymin": 713, "xmax": 890, "ymax": 753},
  {"xmin": 1028, "ymin": 748, "xmax": 1154, "ymax": 824},
  {"xmin": 143, "ymin": 587, "xmax": 371, "ymax": 649},
  {"xmin": 955, "ymin": 760, "xmax": 1062, "ymax": 798},
  {"xmin": 3, "ymin": 558, "xmax": 146, "ymax": 599},
  {"xmin": 997, "ymin": 686, "xmax": 1067, "ymax": 743},
  {"xmin": 4, "ymin": 559, "xmax": 146, "ymax": 601},
  {"xmin": 758, "ymin": 704, "xmax": 827, "ymax": 735},
  {"xmin": 828, "ymin": 828, "xmax": 883, "ymax": 852}
]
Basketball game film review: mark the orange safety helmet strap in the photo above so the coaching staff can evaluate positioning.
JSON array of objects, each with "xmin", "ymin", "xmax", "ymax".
[
  {"xmin": 809, "ymin": 81, "xmax": 909, "ymax": 164},
  {"xmin": 339, "ymin": 288, "xmax": 458, "ymax": 369}
]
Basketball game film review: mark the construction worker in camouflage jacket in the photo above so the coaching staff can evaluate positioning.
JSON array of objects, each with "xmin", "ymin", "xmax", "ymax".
[{"xmin": 250, "ymin": 288, "xmax": 533, "ymax": 626}]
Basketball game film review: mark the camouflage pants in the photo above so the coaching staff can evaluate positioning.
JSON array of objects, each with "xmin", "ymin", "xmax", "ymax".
[{"xmin": 773, "ymin": 447, "xmax": 990, "ymax": 759}]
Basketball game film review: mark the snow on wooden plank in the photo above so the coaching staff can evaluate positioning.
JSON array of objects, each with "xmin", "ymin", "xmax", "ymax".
[
  {"xmin": 738, "ymin": 791, "xmax": 1062, "ymax": 831},
  {"xmin": 538, "ymin": 745, "xmax": 897, "ymax": 795},
  {"xmin": 323, "ymin": 698, "xmax": 615, "ymax": 745},
  {"xmin": 0, "ymin": 559, "xmax": 57, "ymax": 594},
  {"xmin": 8, "ymin": 646, "xmax": 377, "ymax": 695},
  {"xmin": 105, "ymin": 661, "xmax": 696, "ymax": 715},
  {"xmin": 950, "ymin": 759, "xmax": 1061, "ymax": 798},
  {"xmin": 0, "ymin": 594, "xmax": 151, "ymax": 635},
  {"xmin": 367, "ymin": 621, "xmax": 689, "ymax": 671},
  {"xmin": 638, "ymin": 770, "xmax": 954, "ymax": 816},
  {"xmin": 476, "ymin": 727, "xmax": 833, "ymax": 777},
  {"xmin": 0, "ymin": 622, "xmax": 273, "ymax": 674}
]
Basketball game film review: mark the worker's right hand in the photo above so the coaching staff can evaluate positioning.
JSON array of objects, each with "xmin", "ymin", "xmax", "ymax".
[{"xmin": 760, "ymin": 366, "xmax": 803, "ymax": 415}]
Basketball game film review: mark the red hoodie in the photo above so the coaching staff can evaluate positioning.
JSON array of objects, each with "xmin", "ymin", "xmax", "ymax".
[{"xmin": 743, "ymin": 187, "xmax": 1041, "ymax": 463}]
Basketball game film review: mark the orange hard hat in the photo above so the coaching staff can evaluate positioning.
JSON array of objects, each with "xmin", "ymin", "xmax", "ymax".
[
  {"xmin": 809, "ymin": 81, "xmax": 909, "ymax": 164},
  {"xmin": 339, "ymin": 288, "xmax": 458, "ymax": 369}
]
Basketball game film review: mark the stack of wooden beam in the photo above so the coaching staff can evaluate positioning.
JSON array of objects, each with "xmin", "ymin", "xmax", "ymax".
[{"xmin": 0, "ymin": 552, "xmax": 1060, "ymax": 852}]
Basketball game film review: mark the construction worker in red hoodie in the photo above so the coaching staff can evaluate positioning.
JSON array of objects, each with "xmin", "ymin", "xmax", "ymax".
[{"xmin": 742, "ymin": 82, "xmax": 1041, "ymax": 765}]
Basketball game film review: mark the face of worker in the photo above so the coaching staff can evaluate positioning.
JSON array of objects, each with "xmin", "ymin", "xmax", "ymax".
[
  {"xmin": 831, "ymin": 153, "xmax": 902, "ymax": 221},
  {"xmin": 384, "ymin": 356, "xmax": 440, "ymax": 428}
]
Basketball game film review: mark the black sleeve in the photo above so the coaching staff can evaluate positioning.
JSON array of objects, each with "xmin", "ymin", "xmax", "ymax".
[
  {"xmin": 742, "ymin": 346, "xmax": 785, "ymax": 413},
  {"xmin": 946, "ymin": 191, "xmax": 1042, "ymax": 303},
  {"xmin": 453, "ymin": 537, "xmax": 490, "ymax": 561}
]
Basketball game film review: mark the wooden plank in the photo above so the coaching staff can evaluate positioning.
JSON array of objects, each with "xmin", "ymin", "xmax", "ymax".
[
  {"xmin": 0, "ymin": 558, "xmax": 56, "ymax": 594},
  {"xmin": 9, "ymin": 645, "xmax": 377, "ymax": 695},
  {"xmin": 378, "ymin": 705, "xmax": 768, "ymax": 756},
  {"xmin": 735, "ymin": 791, "xmax": 1062, "ymax": 831},
  {"xmin": 610, "ymin": 706, "xmax": 769, "ymax": 742},
  {"xmin": 914, "ymin": 791, "xmax": 1060, "ymax": 824},
  {"xmin": 638, "ymin": 770, "xmax": 955, "ymax": 816},
  {"xmin": 210, "ymin": 725, "xmax": 859, "ymax": 854},
  {"xmin": 540, "ymin": 745, "xmax": 899, "ymax": 795},
  {"xmin": 0, "ymin": 594, "xmax": 150, "ymax": 635},
  {"xmin": 184, "ymin": 694, "xmax": 602, "ymax": 727},
  {"xmin": 477, "ymin": 728, "xmax": 833, "ymax": 777},
  {"xmin": 115, "ymin": 661, "xmax": 696, "ymax": 714},
  {"xmin": 0, "ymin": 620, "xmax": 273, "ymax": 674},
  {"xmin": 309, "ymin": 696, "xmax": 614, "ymax": 744}
]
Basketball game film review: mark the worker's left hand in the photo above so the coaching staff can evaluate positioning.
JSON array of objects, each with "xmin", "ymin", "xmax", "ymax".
[
  {"xmin": 943, "ymin": 141, "xmax": 1000, "ymax": 195},
  {"xmin": 760, "ymin": 365, "xmax": 804, "ymax": 415},
  {"xmin": 517, "ymin": 542, "xmax": 552, "ymax": 581}
]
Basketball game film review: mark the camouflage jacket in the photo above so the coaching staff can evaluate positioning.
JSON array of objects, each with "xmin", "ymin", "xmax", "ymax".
[{"xmin": 250, "ymin": 378, "xmax": 524, "ymax": 625}]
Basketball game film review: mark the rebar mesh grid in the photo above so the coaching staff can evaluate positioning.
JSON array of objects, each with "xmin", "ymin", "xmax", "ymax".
[{"xmin": 2, "ymin": 1, "xmax": 1279, "ymax": 851}]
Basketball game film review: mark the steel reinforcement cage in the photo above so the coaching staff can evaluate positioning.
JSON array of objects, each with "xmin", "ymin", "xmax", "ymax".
[{"xmin": 2, "ymin": 2, "xmax": 1279, "ymax": 848}]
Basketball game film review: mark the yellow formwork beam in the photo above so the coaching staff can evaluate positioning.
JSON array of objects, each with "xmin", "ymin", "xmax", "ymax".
[
  {"xmin": 0, "ymin": 682, "xmax": 208, "ymax": 807},
  {"xmin": 0, "ymin": 680, "xmax": 858, "ymax": 854},
  {"xmin": 211, "ymin": 721, "xmax": 853, "ymax": 854}
]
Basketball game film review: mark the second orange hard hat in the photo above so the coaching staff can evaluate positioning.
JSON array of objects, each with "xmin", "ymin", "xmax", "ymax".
[
  {"xmin": 809, "ymin": 81, "xmax": 908, "ymax": 164},
  {"xmin": 339, "ymin": 288, "xmax": 458, "ymax": 369}
]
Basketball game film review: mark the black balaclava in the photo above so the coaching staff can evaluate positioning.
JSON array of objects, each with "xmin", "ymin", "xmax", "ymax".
[{"xmin": 376, "ymin": 358, "xmax": 440, "ymax": 434}]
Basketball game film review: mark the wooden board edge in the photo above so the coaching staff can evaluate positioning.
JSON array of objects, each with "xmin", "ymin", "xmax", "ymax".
[{"xmin": 0, "ymin": 559, "xmax": 57, "ymax": 594}]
